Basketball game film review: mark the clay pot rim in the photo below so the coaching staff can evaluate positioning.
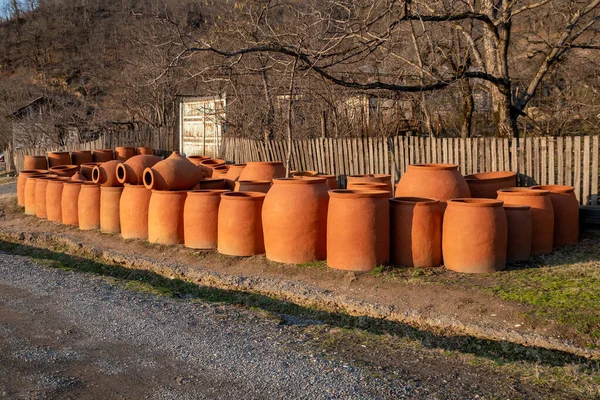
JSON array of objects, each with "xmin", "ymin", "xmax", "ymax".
[
  {"xmin": 407, "ymin": 163, "xmax": 458, "ymax": 171},
  {"xmin": 503, "ymin": 204, "xmax": 531, "ymax": 210},
  {"xmin": 348, "ymin": 182, "xmax": 388, "ymax": 188},
  {"xmin": 464, "ymin": 171, "xmax": 517, "ymax": 182},
  {"xmin": 347, "ymin": 173, "xmax": 391, "ymax": 179},
  {"xmin": 213, "ymin": 165, "xmax": 230, "ymax": 171},
  {"xmin": 150, "ymin": 189, "xmax": 189, "ymax": 195},
  {"xmin": 497, "ymin": 187, "xmax": 551, "ymax": 196},
  {"xmin": 202, "ymin": 178, "xmax": 225, "ymax": 182},
  {"xmin": 63, "ymin": 181, "xmax": 84, "ymax": 186},
  {"xmin": 25, "ymin": 155, "xmax": 46, "ymax": 159},
  {"xmin": 37, "ymin": 176, "xmax": 61, "ymax": 181},
  {"xmin": 245, "ymin": 161, "xmax": 284, "ymax": 166},
  {"xmin": 93, "ymin": 149, "xmax": 113, "ymax": 153},
  {"xmin": 100, "ymin": 186, "xmax": 124, "ymax": 192},
  {"xmin": 81, "ymin": 182, "xmax": 101, "ymax": 187},
  {"xmin": 20, "ymin": 169, "xmax": 49, "ymax": 175},
  {"xmin": 236, "ymin": 180, "xmax": 271, "ymax": 184},
  {"xmin": 115, "ymin": 146, "xmax": 134, "ymax": 150},
  {"xmin": 274, "ymin": 177, "xmax": 327, "ymax": 185},
  {"xmin": 48, "ymin": 151, "xmax": 70, "ymax": 155},
  {"xmin": 188, "ymin": 155, "xmax": 211, "ymax": 159},
  {"xmin": 25, "ymin": 174, "xmax": 50, "ymax": 181},
  {"xmin": 221, "ymin": 191, "xmax": 266, "ymax": 199},
  {"xmin": 50, "ymin": 164, "xmax": 79, "ymax": 171},
  {"xmin": 292, "ymin": 170, "xmax": 319, "ymax": 176},
  {"xmin": 228, "ymin": 163, "xmax": 246, "ymax": 168},
  {"xmin": 72, "ymin": 150, "xmax": 92, "ymax": 154},
  {"xmin": 80, "ymin": 162, "xmax": 103, "ymax": 167},
  {"xmin": 328, "ymin": 189, "xmax": 390, "ymax": 198},
  {"xmin": 123, "ymin": 183, "xmax": 149, "ymax": 189},
  {"xmin": 46, "ymin": 179, "xmax": 68, "ymax": 185},
  {"xmin": 390, "ymin": 196, "xmax": 440, "ymax": 205},
  {"xmin": 137, "ymin": 146, "xmax": 152, "ymax": 150},
  {"xmin": 200, "ymin": 159, "xmax": 225, "ymax": 166},
  {"xmin": 447, "ymin": 198, "xmax": 504, "ymax": 207},
  {"xmin": 188, "ymin": 189, "xmax": 230, "ymax": 196},
  {"xmin": 531, "ymin": 185, "xmax": 575, "ymax": 194}
]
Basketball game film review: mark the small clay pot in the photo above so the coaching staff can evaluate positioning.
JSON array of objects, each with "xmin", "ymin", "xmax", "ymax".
[
  {"xmin": 71, "ymin": 150, "xmax": 93, "ymax": 166},
  {"xmin": 46, "ymin": 179, "xmax": 66, "ymax": 222},
  {"xmin": 24, "ymin": 175, "xmax": 46, "ymax": 215},
  {"xmin": 143, "ymin": 152, "xmax": 204, "ymax": 191},
  {"xmin": 327, "ymin": 190, "xmax": 390, "ymax": 271},
  {"xmin": 218, "ymin": 192, "xmax": 266, "ymax": 256},
  {"xmin": 136, "ymin": 147, "xmax": 153, "ymax": 155},
  {"xmin": 346, "ymin": 174, "xmax": 393, "ymax": 196},
  {"xmin": 148, "ymin": 190, "xmax": 188, "ymax": 245},
  {"xmin": 47, "ymin": 151, "xmax": 71, "ymax": 167},
  {"xmin": 24, "ymin": 155, "xmax": 47, "ymax": 170},
  {"xmin": 442, "ymin": 199, "xmax": 507, "ymax": 273},
  {"xmin": 49, "ymin": 164, "xmax": 79, "ymax": 178},
  {"xmin": 115, "ymin": 146, "xmax": 135, "ymax": 161},
  {"xmin": 184, "ymin": 190, "xmax": 229, "ymax": 249},
  {"xmin": 61, "ymin": 182, "xmax": 83, "ymax": 226},
  {"xmin": 531, "ymin": 185, "xmax": 579, "ymax": 247},
  {"xmin": 263, "ymin": 178, "xmax": 329, "ymax": 264},
  {"xmin": 79, "ymin": 162, "xmax": 103, "ymax": 181},
  {"xmin": 504, "ymin": 204, "xmax": 532, "ymax": 262},
  {"xmin": 198, "ymin": 159, "xmax": 226, "ymax": 178},
  {"xmin": 238, "ymin": 161, "xmax": 286, "ymax": 181},
  {"xmin": 17, "ymin": 170, "xmax": 49, "ymax": 207},
  {"xmin": 211, "ymin": 165, "xmax": 230, "ymax": 179},
  {"xmin": 78, "ymin": 183, "xmax": 101, "ymax": 230},
  {"xmin": 100, "ymin": 186, "xmax": 124, "ymax": 234},
  {"xmin": 92, "ymin": 160, "xmax": 123, "ymax": 187},
  {"xmin": 318, "ymin": 174, "xmax": 338, "ymax": 190},
  {"xmin": 395, "ymin": 164, "xmax": 471, "ymax": 204},
  {"xmin": 390, "ymin": 197, "xmax": 442, "ymax": 268},
  {"xmin": 197, "ymin": 178, "xmax": 226, "ymax": 190},
  {"xmin": 92, "ymin": 149, "xmax": 114, "ymax": 162},
  {"xmin": 497, "ymin": 188, "xmax": 554, "ymax": 255},
  {"xmin": 120, "ymin": 184, "xmax": 152, "ymax": 239},
  {"xmin": 234, "ymin": 180, "xmax": 271, "ymax": 193},
  {"xmin": 465, "ymin": 171, "xmax": 517, "ymax": 199},
  {"xmin": 347, "ymin": 182, "xmax": 389, "ymax": 193},
  {"xmin": 115, "ymin": 155, "xmax": 162, "ymax": 185},
  {"xmin": 34, "ymin": 177, "xmax": 55, "ymax": 219},
  {"xmin": 187, "ymin": 155, "xmax": 211, "ymax": 167}
]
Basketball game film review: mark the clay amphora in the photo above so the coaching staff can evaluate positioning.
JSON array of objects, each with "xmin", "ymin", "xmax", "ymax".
[
  {"xmin": 46, "ymin": 179, "xmax": 66, "ymax": 222},
  {"xmin": 187, "ymin": 155, "xmax": 211, "ymax": 167},
  {"xmin": 143, "ymin": 152, "xmax": 204, "ymax": 191},
  {"xmin": 115, "ymin": 155, "xmax": 162, "ymax": 185},
  {"xmin": 92, "ymin": 160, "xmax": 123, "ymax": 187},
  {"xmin": 136, "ymin": 147, "xmax": 153, "ymax": 155},
  {"xmin": 224, "ymin": 164, "xmax": 246, "ymax": 190},
  {"xmin": 346, "ymin": 174, "xmax": 393, "ymax": 195},
  {"xmin": 79, "ymin": 162, "xmax": 103, "ymax": 181},
  {"xmin": 234, "ymin": 180, "xmax": 271, "ymax": 193},
  {"xmin": 198, "ymin": 159, "xmax": 226, "ymax": 178},
  {"xmin": 24, "ymin": 175, "xmax": 46, "ymax": 215},
  {"xmin": 318, "ymin": 174, "xmax": 338, "ymax": 190},
  {"xmin": 197, "ymin": 178, "xmax": 226, "ymax": 190},
  {"xmin": 34, "ymin": 177, "xmax": 55, "ymax": 218},
  {"xmin": 49, "ymin": 164, "xmax": 79, "ymax": 178}
]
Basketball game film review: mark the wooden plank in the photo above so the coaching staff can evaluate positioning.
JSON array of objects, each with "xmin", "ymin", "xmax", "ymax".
[
  {"xmin": 472, "ymin": 138, "xmax": 479, "ymax": 174},
  {"xmin": 397, "ymin": 137, "xmax": 405, "ymax": 177},
  {"xmin": 491, "ymin": 138, "xmax": 497, "ymax": 171},
  {"xmin": 533, "ymin": 137, "xmax": 541, "ymax": 185},
  {"xmin": 425, "ymin": 136, "xmax": 431, "ymax": 164},
  {"xmin": 541, "ymin": 137, "xmax": 547, "ymax": 185},
  {"xmin": 574, "ymin": 136, "xmax": 582, "ymax": 203},
  {"xmin": 593, "ymin": 136, "xmax": 599, "ymax": 205},
  {"xmin": 583, "ymin": 136, "xmax": 590, "ymax": 204},
  {"xmin": 466, "ymin": 138, "xmax": 472, "ymax": 175},
  {"xmin": 557, "ymin": 137, "xmax": 564, "ymax": 185},
  {"xmin": 548, "ymin": 138, "xmax": 555, "ymax": 185},
  {"xmin": 459, "ymin": 138, "xmax": 466, "ymax": 175},
  {"xmin": 368, "ymin": 137, "xmax": 375, "ymax": 174},
  {"xmin": 431, "ymin": 137, "xmax": 437, "ymax": 164},
  {"xmin": 391, "ymin": 136, "xmax": 399, "ymax": 183},
  {"xmin": 358, "ymin": 138, "xmax": 366, "ymax": 175},
  {"xmin": 566, "ymin": 136, "xmax": 573, "ymax": 186},
  {"xmin": 442, "ymin": 138, "xmax": 448, "ymax": 164},
  {"xmin": 419, "ymin": 137, "xmax": 425, "ymax": 165},
  {"xmin": 510, "ymin": 138, "xmax": 517, "ymax": 174},
  {"xmin": 453, "ymin": 138, "xmax": 459, "ymax": 168},
  {"xmin": 383, "ymin": 137, "xmax": 390, "ymax": 175},
  {"xmin": 351, "ymin": 138, "xmax": 359, "ymax": 176},
  {"xmin": 518, "ymin": 139, "xmax": 526, "ymax": 186}
]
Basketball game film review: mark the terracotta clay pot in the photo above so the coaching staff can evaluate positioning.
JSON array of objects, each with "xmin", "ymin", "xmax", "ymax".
[
  {"xmin": 70, "ymin": 172, "xmax": 87, "ymax": 182},
  {"xmin": 79, "ymin": 162, "xmax": 102, "ymax": 181},
  {"xmin": 234, "ymin": 180, "xmax": 271, "ymax": 193},
  {"xmin": 465, "ymin": 171, "xmax": 517, "ymax": 199},
  {"xmin": 115, "ymin": 146, "xmax": 135, "ymax": 161},
  {"xmin": 18, "ymin": 170, "xmax": 48, "ymax": 207},
  {"xmin": 224, "ymin": 164, "xmax": 246, "ymax": 190},
  {"xmin": 120, "ymin": 184, "xmax": 152, "ymax": 239},
  {"xmin": 504, "ymin": 204, "xmax": 532, "ymax": 262},
  {"xmin": 197, "ymin": 178, "xmax": 226, "ymax": 190},
  {"xmin": 211, "ymin": 165, "xmax": 230, "ymax": 179},
  {"xmin": 327, "ymin": 190, "xmax": 390, "ymax": 271},
  {"xmin": 100, "ymin": 186, "xmax": 123, "ymax": 234},
  {"xmin": 347, "ymin": 182, "xmax": 389, "ymax": 192},
  {"xmin": 347, "ymin": 174, "xmax": 393, "ymax": 195},
  {"xmin": 92, "ymin": 149, "xmax": 114, "ymax": 162},
  {"xmin": 497, "ymin": 188, "xmax": 554, "ymax": 254},
  {"xmin": 442, "ymin": 199, "xmax": 507, "ymax": 273},
  {"xmin": 46, "ymin": 179, "xmax": 66, "ymax": 222},
  {"xmin": 71, "ymin": 150, "xmax": 93, "ymax": 166},
  {"xmin": 262, "ymin": 178, "xmax": 329, "ymax": 264},
  {"xmin": 531, "ymin": 185, "xmax": 579, "ymax": 247},
  {"xmin": 395, "ymin": 164, "xmax": 471, "ymax": 203},
  {"xmin": 184, "ymin": 190, "xmax": 229, "ymax": 249},
  {"xmin": 24, "ymin": 155, "xmax": 47, "ymax": 170},
  {"xmin": 218, "ymin": 192, "xmax": 266, "ymax": 256},
  {"xmin": 390, "ymin": 197, "xmax": 442, "ymax": 268},
  {"xmin": 47, "ymin": 151, "xmax": 71, "ymax": 167},
  {"xmin": 115, "ymin": 155, "xmax": 162, "ymax": 185},
  {"xmin": 136, "ymin": 147, "xmax": 153, "ymax": 155},
  {"xmin": 238, "ymin": 161, "xmax": 286, "ymax": 181},
  {"xmin": 143, "ymin": 152, "xmax": 204, "ymax": 191},
  {"xmin": 78, "ymin": 183, "xmax": 101, "ymax": 230},
  {"xmin": 61, "ymin": 182, "xmax": 83, "ymax": 226},
  {"xmin": 198, "ymin": 159, "xmax": 226, "ymax": 178},
  {"xmin": 24, "ymin": 175, "xmax": 46, "ymax": 215},
  {"xmin": 34, "ymin": 177, "xmax": 55, "ymax": 218},
  {"xmin": 49, "ymin": 164, "xmax": 79, "ymax": 178},
  {"xmin": 318, "ymin": 174, "xmax": 338, "ymax": 190},
  {"xmin": 92, "ymin": 160, "xmax": 123, "ymax": 187},
  {"xmin": 292, "ymin": 171, "xmax": 319, "ymax": 177},
  {"xmin": 187, "ymin": 155, "xmax": 210, "ymax": 167},
  {"xmin": 147, "ymin": 190, "xmax": 187, "ymax": 245}
]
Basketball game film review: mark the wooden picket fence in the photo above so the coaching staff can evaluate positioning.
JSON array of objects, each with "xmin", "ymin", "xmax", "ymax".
[{"xmin": 221, "ymin": 135, "xmax": 600, "ymax": 205}]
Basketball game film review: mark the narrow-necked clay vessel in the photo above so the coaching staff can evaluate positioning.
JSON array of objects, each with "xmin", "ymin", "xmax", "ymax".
[
  {"xmin": 143, "ymin": 152, "xmax": 204, "ymax": 191},
  {"xmin": 92, "ymin": 160, "xmax": 123, "ymax": 187},
  {"xmin": 465, "ymin": 171, "xmax": 517, "ymax": 199},
  {"xmin": 531, "ymin": 185, "xmax": 578, "ymax": 247},
  {"xmin": 184, "ymin": 190, "xmax": 229, "ymax": 249},
  {"xmin": 115, "ymin": 155, "xmax": 162, "ymax": 185}
]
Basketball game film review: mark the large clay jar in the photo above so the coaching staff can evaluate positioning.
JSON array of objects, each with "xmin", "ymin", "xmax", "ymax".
[
  {"xmin": 197, "ymin": 178, "xmax": 226, "ymax": 190},
  {"xmin": 71, "ymin": 150, "xmax": 93, "ymax": 166},
  {"xmin": 24, "ymin": 155, "xmax": 47, "ymax": 170},
  {"xmin": 184, "ymin": 190, "xmax": 229, "ymax": 249},
  {"xmin": 531, "ymin": 185, "xmax": 579, "ymax": 247},
  {"xmin": 61, "ymin": 182, "xmax": 83, "ymax": 226},
  {"xmin": 395, "ymin": 164, "xmax": 471, "ymax": 204},
  {"xmin": 327, "ymin": 190, "xmax": 390, "ymax": 271},
  {"xmin": 224, "ymin": 164, "xmax": 246, "ymax": 190},
  {"xmin": 143, "ymin": 152, "xmax": 204, "ymax": 191},
  {"xmin": 115, "ymin": 146, "xmax": 135, "ymax": 161},
  {"xmin": 442, "ymin": 199, "xmax": 507, "ymax": 273},
  {"xmin": 18, "ymin": 170, "xmax": 48, "ymax": 207},
  {"xmin": 218, "ymin": 192, "xmax": 266, "ymax": 256},
  {"xmin": 78, "ymin": 183, "xmax": 101, "ymax": 230},
  {"xmin": 79, "ymin": 162, "xmax": 102, "ymax": 180},
  {"xmin": 115, "ymin": 155, "xmax": 162, "ymax": 185},
  {"xmin": 46, "ymin": 179, "xmax": 69, "ymax": 222},
  {"xmin": 24, "ymin": 175, "xmax": 46, "ymax": 215},
  {"xmin": 47, "ymin": 151, "xmax": 71, "ymax": 167},
  {"xmin": 100, "ymin": 186, "xmax": 123, "ymax": 234},
  {"xmin": 465, "ymin": 171, "xmax": 517, "ymax": 199},
  {"xmin": 120, "ymin": 184, "xmax": 152, "ymax": 239},
  {"xmin": 34, "ymin": 177, "xmax": 55, "ymax": 218},
  {"xmin": 234, "ymin": 180, "xmax": 271, "ymax": 193},
  {"xmin": 262, "ymin": 178, "xmax": 329, "ymax": 264},
  {"xmin": 497, "ymin": 188, "xmax": 554, "ymax": 254},
  {"xmin": 347, "ymin": 174, "xmax": 393, "ymax": 195},
  {"xmin": 92, "ymin": 149, "xmax": 113, "ymax": 162},
  {"xmin": 136, "ymin": 147, "xmax": 153, "ymax": 155},
  {"xmin": 212, "ymin": 165, "xmax": 230, "ymax": 179},
  {"xmin": 319, "ymin": 174, "xmax": 338, "ymax": 190},
  {"xmin": 504, "ymin": 204, "xmax": 532, "ymax": 262},
  {"xmin": 347, "ymin": 182, "xmax": 389, "ymax": 192},
  {"xmin": 92, "ymin": 160, "xmax": 123, "ymax": 187},
  {"xmin": 187, "ymin": 155, "xmax": 210, "ymax": 167},
  {"xmin": 198, "ymin": 159, "xmax": 226, "ymax": 178},
  {"xmin": 49, "ymin": 165, "xmax": 79, "ymax": 178},
  {"xmin": 147, "ymin": 190, "xmax": 187, "ymax": 245},
  {"xmin": 390, "ymin": 197, "xmax": 442, "ymax": 268},
  {"xmin": 238, "ymin": 161, "xmax": 286, "ymax": 181}
]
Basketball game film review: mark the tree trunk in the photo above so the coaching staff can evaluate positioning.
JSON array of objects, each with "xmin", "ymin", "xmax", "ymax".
[
  {"xmin": 490, "ymin": 84, "xmax": 518, "ymax": 138},
  {"xmin": 460, "ymin": 78, "xmax": 474, "ymax": 138},
  {"xmin": 260, "ymin": 68, "xmax": 275, "ymax": 142},
  {"xmin": 285, "ymin": 56, "xmax": 298, "ymax": 178}
]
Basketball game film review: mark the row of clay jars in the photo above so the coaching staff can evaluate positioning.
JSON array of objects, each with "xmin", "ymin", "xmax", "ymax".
[{"xmin": 18, "ymin": 170, "xmax": 49, "ymax": 206}]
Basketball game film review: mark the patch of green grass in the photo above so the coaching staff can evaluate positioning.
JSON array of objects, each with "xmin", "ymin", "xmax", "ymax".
[{"xmin": 297, "ymin": 260, "xmax": 327, "ymax": 269}]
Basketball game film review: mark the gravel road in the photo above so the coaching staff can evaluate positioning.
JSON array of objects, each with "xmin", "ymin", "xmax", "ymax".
[{"xmin": 0, "ymin": 251, "xmax": 421, "ymax": 399}]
